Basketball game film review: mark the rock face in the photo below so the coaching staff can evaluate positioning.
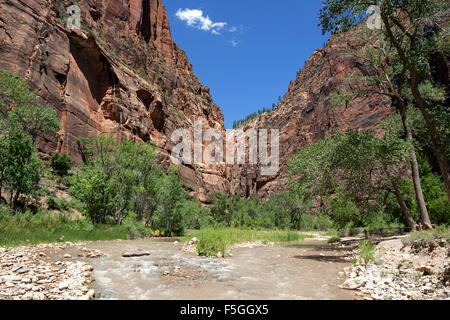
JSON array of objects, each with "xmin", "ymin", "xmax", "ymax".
[
  {"xmin": 0, "ymin": 0, "xmax": 228, "ymax": 201},
  {"xmin": 0, "ymin": 0, "xmax": 407, "ymax": 202},
  {"xmin": 229, "ymin": 25, "xmax": 395, "ymax": 199}
]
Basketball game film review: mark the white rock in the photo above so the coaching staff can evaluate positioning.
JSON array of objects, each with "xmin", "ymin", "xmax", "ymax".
[
  {"xmin": 58, "ymin": 282, "xmax": 69, "ymax": 290},
  {"xmin": 84, "ymin": 265, "xmax": 94, "ymax": 272},
  {"xmin": 87, "ymin": 289, "xmax": 95, "ymax": 300},
  {"xmin": 341, "ymin": 278, "xmax": 365, "ymax": 290}
]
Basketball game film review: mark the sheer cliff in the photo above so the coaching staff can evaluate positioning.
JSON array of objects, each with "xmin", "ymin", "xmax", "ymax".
[{"xmin": 0, "ymin": 0, "xmax": 229, "ymax": 201}]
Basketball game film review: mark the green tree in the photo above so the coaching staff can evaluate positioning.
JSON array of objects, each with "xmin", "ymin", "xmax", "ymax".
[
  {"xmin": 0, "ymin": 70, "xmax": 61, "ymax": 144},
  {"xmin": 0, "ymin": 130, "xmax": 42, "ymax": 211},
  {"xmin": 50, "ymin": 152, "xmax": 73, "ymax": 176},
  {"xmin": 319, "ymin": 0, "xmax": 450, "ymax": 209},
  {"xmin": 259, "ymin": 192, "xmax": 311, "ymax": 230},
  {"xmin": 179, "ymin": 198, "xmax": 211, "ymax": 230},
  {"xmin": 0, "ymin": 69, "xmax": 61, "ymax": 211},
  {"xmin": 71, "ymin": 136, "xmax": 188, "ymax": 235},
  {"xmin": 71, "ymin": 136, "xmax": 162, "ymax": 225},
  {"xmin": 151, "ymin": 165, "xmax": 187, "ymax": 235},
  {"xmin": 289, "ymin": 130, "xmax": 419, "ymax": 230},
  {"xmin": 209, "ymin": 192, "xmax": 234, "ymax": 227}
]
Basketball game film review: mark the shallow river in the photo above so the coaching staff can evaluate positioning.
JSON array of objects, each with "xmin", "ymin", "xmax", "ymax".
[{"xmin": 62, "ymin": 238, "xmax": 356, "ymax": 300}]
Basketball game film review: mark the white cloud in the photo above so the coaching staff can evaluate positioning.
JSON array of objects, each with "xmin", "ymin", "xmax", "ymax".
[
  {"xmin": 229, "ymin": 38, "xmax": 240, "ymax": 47},
  {"xmin": 176, "ymin": 8, "xmax": 227, "ymax": 34},
  {"xmin": 229, "ymin": 26, "xmax": 237, "ymax": 33}
]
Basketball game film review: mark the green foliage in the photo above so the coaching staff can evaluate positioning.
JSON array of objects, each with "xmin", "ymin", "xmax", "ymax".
[
  {"xmin": 178, "ymin": 198, "xmax": 211, "ymax": 230},
  {"xmin": 46, "ymin": 196, "xmax": 70, "ymax": 211},
  {"xmin": 0, "ymin": 130, "xmax": 42, "ymax": 210},
  {"xmin": 327, "ymin": 191, "xmax": 361, "ymax": 230},
  {"xmin": 151, "ymin": 166, "xmax": 187, "ymax": 236},
  {"xmin": 232, "ymin": 107, "xmax": 271, "ymax": 129},
  {"xmin": 70, "ymin": 136, "xmax": 159, "ymax": 224},
  {"xmin": 327, "ymin": 91, "xmax": 354, "ymax": 110},
  {"xmin": 122, "ymin": 212, "xmax": 152, "ymax": 239},
  {"xmin": 0, "ymin": 69, "xmax": 61, "ymax": 211},
  {"xmin": 328, "ymin": 236, "xmax": 341, "ymax": 244},
  {"xmin": 289, "ymin": 129, "xmax": 413, "ymax": 229},
  {"xmin": 208, "ymin": 192, "xmax": 316, "ymax": 231},
  {"xmin": 319, "ymin": 0, "xmax": 449, "ymax": 35},
  {"xmin": 0, "ymin": 205, "xmax": 129, "ymax": 247},
  {"xmin": 418, "ymin": 157, "xmax": 450, "ymax": 225},
  {"xmin": 191, "ymin": 228, "xmax": 312, "ymax": 256},
  {"xmin": 70, "ymin": 136, "xmax": 188, "ymax": 235},
  {"xmin": 289, "ymin": 135, "xmax": 337, "ymax": 200},
  {"xmin": 319, "ymin": 0, "xmax": 450, "ymax": 199},
  {"xmin": 357, "ymin": 240, "xmax": 376, "ymax": 267},
  {"xmin": 0, "ymin": 70, "xmax": 61, "ymax": 144},
  {"xmin": 50, "ymin": 152, "xmax": 73, "ymax": 177},
  {"xmin": 403, "ymin": 225, "xmax": 450, "ymax": 245}
]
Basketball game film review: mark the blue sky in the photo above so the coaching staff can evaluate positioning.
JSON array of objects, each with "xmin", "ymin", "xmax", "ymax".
[{"xmin": 164, "ymin": 1, "xmax": 331, "ymax": 129}]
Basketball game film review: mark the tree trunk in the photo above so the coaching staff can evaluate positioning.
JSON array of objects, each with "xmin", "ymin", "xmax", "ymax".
[
  {"xmin": 392, "ymin": 181, "xmax": 418, "ymax": 232},
  {"xmin": 380, "ymin": 10, "xmax": 450, "ymax": 203},
  {"xmin": 397, "ymin": 102, "xmax": 433, "ymax": 230},
  {"xmin": 409, "ymin": 71, "xmax": 450, "ymax": 204}
]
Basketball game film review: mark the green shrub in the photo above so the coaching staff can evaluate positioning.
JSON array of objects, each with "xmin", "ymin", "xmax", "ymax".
[
  {"xmin": 328, "ymin": 236, "xmax": 341, "ymax": 244},
  {"xmin": 50, "ymin": 152, "xmax": 73, "ymax": 176},
  {"xmin": 122, "ymin": 212, "xmax": 152, "ymax": 239},
  {"xmin": 179, "ymin": 199, "xmax": 211, "ymax": 230},
  {"xmin": 300, "ymin": 212, "xmax": 333, "ymax": 231},
  {"xmin": 191, "ymin": 228, "xmax": 312, "ymax": 256},
  {"xmin": 403, "ymin": 225, "xmax": 450, "ymax": 245},
  {"xmin": 46, "ymin": 196, "xmax": 70, "ymax": 211},
  {"xmin": 327, "ymin": 192, "xmax": 360, "ymax": 230},
  {"xmin": 0, "ymin": 130, "xmax": 43, "ymax": 211},
  {"xmin": 196, "ymin": 230, "xmax": 228, "ymax": 257},
  {"xmin": 357, "ymin": 241, "xmax": 376, "ymax": 267},
  {"xmin": 0, "ymin": 205, "xmax": 128, "ymax": 247},
  {"xmin": 0, "ymin": 69, "xmax": 61, "ymax": 211}
]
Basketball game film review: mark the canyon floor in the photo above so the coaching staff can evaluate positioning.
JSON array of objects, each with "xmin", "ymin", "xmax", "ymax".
[
  {"xmin": 85, "ymin": 239, "xmax": 358, "ymax": 300},
  {"xmin": 1, "ymin": 238, "xmax": 357, "ymax": 300},
  {"xmin": 2, "ymin": 236, "xmax": 448, "ymax": 300}
]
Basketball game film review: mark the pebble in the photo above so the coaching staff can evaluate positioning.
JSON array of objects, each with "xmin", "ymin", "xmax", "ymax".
[
  {"xmin": 0, "ymin": 242, "xmax": 101, "ymax": 300},
  {"xmin": 340, "ymin": 238, "xmax": 450, "ymax": 300}
]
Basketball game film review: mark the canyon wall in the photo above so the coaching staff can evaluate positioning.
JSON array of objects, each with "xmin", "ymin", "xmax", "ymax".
[
  {"xmin": 2, "ymin": 1, "xmax": 426, "ymax": 202},
  {"xmin": 228, "ymin": 25, "xmax": 396, "ymax": 199},
  {"xmin": 0, "ymin": 0, "xmax": 228, "ymax": 201}
]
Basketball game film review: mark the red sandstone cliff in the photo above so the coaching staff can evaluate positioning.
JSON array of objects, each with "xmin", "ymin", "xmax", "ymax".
[
  {"xmin": 228, "ymin": 25, "xmax": 396, "ymax": 199},
  {"xmin": 0, "ymin": 0, "xmax": 228, "ymax": 201},
  {"xmin": 0, "ymin": 1, "xmax": 415, "ymax": 202}
]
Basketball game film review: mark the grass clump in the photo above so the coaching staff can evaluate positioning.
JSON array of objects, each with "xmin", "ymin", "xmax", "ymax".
[
  {"xmin": 402, "ymin": 225, "xmax": 450, "ymax": 245},
  {"xmin": 356, "ymin": 240, "xmax": 376, "ymax": 267},
  {"xmin": 0, "ymin": 206, "xmax": 143, "ymax": 247},
  {"xmin": 185, "ymin": 228, "xmax": 312, "ymax": 256},
  {"xmin": 328, "ymin": 236, "xmax": 341, "ymax": 244}
]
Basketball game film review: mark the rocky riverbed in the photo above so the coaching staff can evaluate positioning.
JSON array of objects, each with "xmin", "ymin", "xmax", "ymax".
[
  {"xmin": 0, "ymin": 243, "xmax": 104, "ymax": 300},
  {"xmin": 340, "ymin": 238, "xmax": 450, "ymax": 300},
  {"xmin": 2, "ymin": 236, "xmax": 448, "ymax": 300}
]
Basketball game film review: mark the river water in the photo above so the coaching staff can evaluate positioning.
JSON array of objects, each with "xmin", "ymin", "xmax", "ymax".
[{"xmin": 66, "ymin": 239, "xmax": 356, "ymax": 300}]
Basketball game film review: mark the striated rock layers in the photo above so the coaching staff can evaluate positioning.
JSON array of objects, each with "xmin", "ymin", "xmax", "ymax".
[
  {"xmin": 229, "ymin": 26, "xmax": 396, "ymax": 200},
  {"xmin": 0, "ymin": 0, "xmax": 228, "ymax": 201},
  {"xmin": 0, "ymin": 0, "xmax": 400, "ymax": 202}
]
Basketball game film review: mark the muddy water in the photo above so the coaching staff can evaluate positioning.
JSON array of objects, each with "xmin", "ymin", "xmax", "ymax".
[{"xmin": 70, "ymin": 239, "xmax": 356, "ymax": 300}]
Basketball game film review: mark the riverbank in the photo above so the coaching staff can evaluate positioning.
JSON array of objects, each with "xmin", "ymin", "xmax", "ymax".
[
  {"xmin": 0, "ymin": 233, "xmax": 354, "ymax": 300},
  {"xmin": 0, "ymin": 242, "xmax": 103, "ymax": 300},
  {"xmin": 69, "ymin": 238, "xmax": 357, "ymax": 300},
  {"xmin": 339, "ymin": 231, "xmax": 450, "ymax": 300}
]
